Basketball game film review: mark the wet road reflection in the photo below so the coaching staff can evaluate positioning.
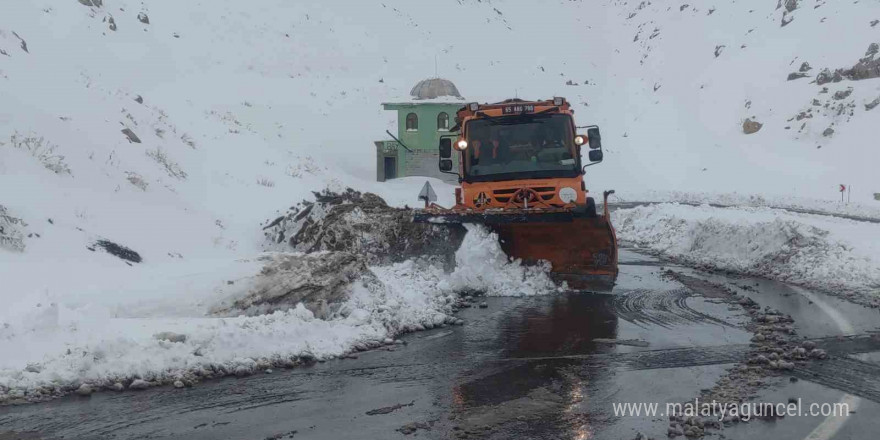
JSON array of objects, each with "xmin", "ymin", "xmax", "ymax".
[{"xmin": 0, "ymin": 249, "xmax": 822, "ymax": 440}]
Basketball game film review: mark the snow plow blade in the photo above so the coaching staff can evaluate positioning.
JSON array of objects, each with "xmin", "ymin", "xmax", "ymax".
[
  {"xmin": 414, "ymin": 208, "xmax": 618, "ymax": 292},
  {"xmin": 412, "ymin": 209, "xmax": 575, "ymax": 224}
]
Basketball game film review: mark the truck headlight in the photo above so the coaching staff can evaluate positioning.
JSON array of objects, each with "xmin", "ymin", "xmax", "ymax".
[
  {"xmin": 456, "ymin": 140, "xmax": 468, "ymax": 150},
  {"xmin": 559, "ymin": 187, "xmax": 577, "ymax": 203}
]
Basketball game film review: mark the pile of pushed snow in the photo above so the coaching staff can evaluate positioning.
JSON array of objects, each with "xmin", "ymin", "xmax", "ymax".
[
  {"xmin": 262, "ymin": 188, "xmax": 466, "ymax": 267},
  {"xmin": 0, "ymin": 226, "xmax": 554, "ymax": 402},
  {"xmin": 615, "ymin": 204, "xmax": 880, "ymax": 306},
  {"xmin": 442, "ymin": 225, "xmax": 558, "ymax": 297}
]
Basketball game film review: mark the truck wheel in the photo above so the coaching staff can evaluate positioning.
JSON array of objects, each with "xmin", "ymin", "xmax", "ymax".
[{"xmin": 586, "ymin": 197, "xmax": 598, "ymax": 218}]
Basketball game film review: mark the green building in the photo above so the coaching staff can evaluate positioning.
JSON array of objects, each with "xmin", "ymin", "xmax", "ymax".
[{"xmin": 375, "ymin": 78, "xmax": 465, "ymax": 182}]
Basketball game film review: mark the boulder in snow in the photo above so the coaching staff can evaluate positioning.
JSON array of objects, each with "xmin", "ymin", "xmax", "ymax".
[
  {"xmin": 742, "ymin": 119, "xmax": 763, "ymax": 134},
  {"xmin": 121, "ymin": 128, "xmax": 141, "ymax": 143}
]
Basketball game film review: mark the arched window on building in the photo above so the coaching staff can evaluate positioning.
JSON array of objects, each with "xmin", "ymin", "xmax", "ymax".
[
  {"xmin": 406, "ymin": 113, "xmax": 418, "ymax": 131},
  {"xmin": 437, "ymin": 112, "xmax": 449, "ymax": 131}
]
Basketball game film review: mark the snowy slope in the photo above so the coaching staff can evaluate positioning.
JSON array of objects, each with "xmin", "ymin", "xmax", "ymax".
[{"xmin": 1, "ymin": 0, "xmax": 879, "ymax": 399}]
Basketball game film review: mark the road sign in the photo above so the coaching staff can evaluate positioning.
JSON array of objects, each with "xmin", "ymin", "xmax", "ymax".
[
  {"xmin": 840, "ymin": 184, "xmax": 846, "ymax": 192},
  {"xmin": 418, "ymin": 181, "xmax": 437, "ymax": 207}
]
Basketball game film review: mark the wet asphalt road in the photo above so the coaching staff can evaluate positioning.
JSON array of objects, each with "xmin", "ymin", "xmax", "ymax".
[{"xmin": 2, "ymin": 249, "xmax": 880, "ymax": 440}]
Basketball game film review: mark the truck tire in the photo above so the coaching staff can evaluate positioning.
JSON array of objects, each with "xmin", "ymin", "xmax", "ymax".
[{"xmin": 586, "ymin": 197, "xmax": 598, "ymax": 218}]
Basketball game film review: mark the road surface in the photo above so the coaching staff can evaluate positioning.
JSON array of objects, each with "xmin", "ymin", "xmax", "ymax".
[{"xmin": 2, "ymin": 249, "xmax": 880, "ymax": 440}]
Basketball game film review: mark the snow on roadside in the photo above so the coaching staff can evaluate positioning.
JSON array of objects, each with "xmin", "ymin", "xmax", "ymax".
[
  {"xmin": 615, "ymin": 204, "xmax": 880, "ymax": 307},
  {"xmin": 615, "ymin": 190, "xmax": 880, "ymax": 222},
  {"xmin": 0, "ymin": 226, "xmax": 554, "ymax": 402}
]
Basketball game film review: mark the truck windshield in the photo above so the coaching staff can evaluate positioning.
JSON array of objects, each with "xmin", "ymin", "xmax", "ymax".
[{"xmin": 464, "ymin": 114, "xmax": 579, "ymax": 182}]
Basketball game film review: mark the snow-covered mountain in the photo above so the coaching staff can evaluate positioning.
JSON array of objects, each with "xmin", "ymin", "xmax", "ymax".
[{"xmin": 1, "ymin": 0, "xmax": 879, "ymax": 398}]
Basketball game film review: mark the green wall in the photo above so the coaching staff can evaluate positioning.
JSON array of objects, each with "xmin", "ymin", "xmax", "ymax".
[{"xmin": 383, "ymin": 102, "xmax": 463, "ymax": 177}]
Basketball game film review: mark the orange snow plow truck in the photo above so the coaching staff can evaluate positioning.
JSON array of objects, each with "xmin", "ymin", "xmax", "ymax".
[{"xmin": 413, "ymin": 97, "xmax": 618, "ymax": 291}]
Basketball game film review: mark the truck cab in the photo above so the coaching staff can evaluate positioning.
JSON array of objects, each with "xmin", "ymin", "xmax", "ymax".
[{"xmin": 438, "ymin": 98, "xmax": 604, "ymax": 215}]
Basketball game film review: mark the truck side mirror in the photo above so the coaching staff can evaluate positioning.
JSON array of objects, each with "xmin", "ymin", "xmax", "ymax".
[
  {"xmin": 587, "ymin": 127, "xmax": 602, "ymax": 150},
  {"xmin": 439, "ymin": 138, "xmax": 452, "ymax": 158},
  {"xmin": 588, "ymin": 149, "xmax": 603, "ymax": 162},
  {"xmin": 439, "ymin": 159, "xmax": 453, "ymax": 171}
]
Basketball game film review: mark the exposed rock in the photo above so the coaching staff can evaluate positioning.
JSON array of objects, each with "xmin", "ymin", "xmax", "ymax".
[
  {"xmin": 822, "ymin": 127, "xmax": 835, "ymax": 137},
  {"xmin": 11, "ymin": 32, "xmax": 28, "ymax": 54},
  {"xmin": 787, "ymin": 72, "xmax": 809, "ymax": 80},
  {"xmin": 111, "ymin": 382, "xmax": 124, "ymax": 391},
  {"xmin": 0, "ymin": 205, "xmax": 27, "ymax": 252},
  {"xmin": 137, "ymin": 12, "xmax": 150, "ymax": 24},
  {"xmin": 833, "ymin": 88, "xmax": 853, "ymax": 100},
  {"xmin": 173, "ymin": 380, "xmax": 185, "ymax": 388},
  {"xmin": 107, "ymin": 16, "xmax": 116, "ymax": 31},
  {"xmin": 742, "ymin": 118, "xmax": 763, "ymax": 134},
  {"xmin": 844, "ymin": 57, "xmax": 880, "ymax": 81},
  {"xmin": 799, "ymin": 62, "xmax": 812, "ymax": 72},
  {"xmin": 121, "ymin": 128, "xmax": 141, "ymax": 143},
  {"xmin": 874, "ymin": 193, "xmax": 880, "ymax": 201},
  {"xmin": 784, "ymin": 0, "xmax": 799, "ymax": 13},
  {"xmin": 866, "ymin": 96, "xmax": 880, "ymax": 111},
  {"xmin": 134, "ymin": 95, "xmax": 143, "ymax": 104},
  {"xmin": 714, "ymin": 45, "xmax": 725, "ymax": 58},
  {"xmin": 92, "ymin": 239, "xmax": 142, "ymax": 263},
  {"xmin": 816, "ymin": 44, "xmax": 880, "ymax": 85}
]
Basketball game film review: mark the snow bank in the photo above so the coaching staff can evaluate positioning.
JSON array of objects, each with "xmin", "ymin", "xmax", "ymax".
[
  {"xmin": 0, "ymin": 226, "xmax": 554, "ymax": 401},
  {"xmin": 616, "ymin": 190, "xmax": 880, "ymax": 222},
  {"xmin": 615, "ymin": 204, "xmax": 880, "ymax": 306}
]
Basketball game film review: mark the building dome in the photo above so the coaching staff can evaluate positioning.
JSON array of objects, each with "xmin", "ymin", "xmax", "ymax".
[{"xmin": 410, "ymin": 78, "xmax": 462, "ymax": 100}]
